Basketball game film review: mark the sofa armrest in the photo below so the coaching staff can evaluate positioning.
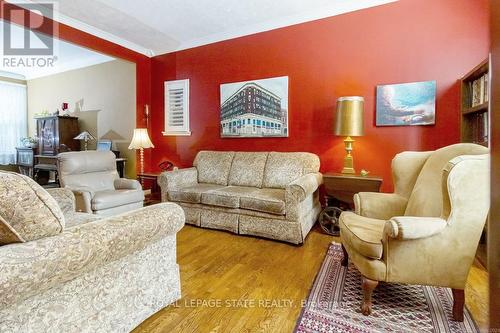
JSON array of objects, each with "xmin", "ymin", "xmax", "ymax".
[
  {"xmin": 114, "ymin": 178, "xmax": 142, "ymax": 190},
  {"xmin": 0, "ymin": 203, "xmax": 185, "ymax": 309},
  {"xmin": 354, "ymin": 192, "xmax": 407, "ymax": 220},
  {"xmin": 158, "ymin": 167, "xmax": 198, "ymax": 191},
  {"xmin": 384, "ymin": 216, "xmax": 447, "ymax": 240},
  {"xmin": 286, "ymin": 172, "xmax": 323, "ymax": 202},
  {"xmin": 64, "ymin": 186, "xmax": 95, "ymax": 213},
  {"xmin": 46, "ymin": 188, "xmax": 75, "ymax": 214},
  {"xmin": 65, "ymin": 185, "xmax": 95, "ymax": 198}
]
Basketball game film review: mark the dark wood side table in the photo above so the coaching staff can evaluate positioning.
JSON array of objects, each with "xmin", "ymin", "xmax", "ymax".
[
  {"xmin": 137, "ymin": 172, "xmax": 162, "ymax": 205},
  {"xmin": 34, "ymin": 154, "xmax": 59, "ymax": 187},
  {"xmin": 320, "ymin": 173, "xmax": 383, "ymax": 235}
]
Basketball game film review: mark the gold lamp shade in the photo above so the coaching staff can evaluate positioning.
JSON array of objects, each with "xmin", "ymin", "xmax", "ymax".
[
  {"xmin": 334, "ymin": 96, "xmax": 364, "ymax": 137},
  {"xmin": 334, "ymin": 96, "xmax": 364, "ymax": 174}
]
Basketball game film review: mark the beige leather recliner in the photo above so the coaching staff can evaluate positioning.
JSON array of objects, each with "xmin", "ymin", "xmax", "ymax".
[
  {"xmin": 339, "ymin": 143, "xmax": 489, "ymax": 321},
  {"xmin": 58, "ymin": 151, "xmax": 144, "ymax": 216}
]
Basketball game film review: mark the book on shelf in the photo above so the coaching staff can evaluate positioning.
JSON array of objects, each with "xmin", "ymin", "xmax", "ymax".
[
  {"xmin": 470, "ymin": 73, "xmax": 489, "ymax": 108},
  {"xmin": 472, "ymin": 79, "xmax": 479, "ymax": 107},
  {"xmin": 472, "ymin": 112, "xmax": 488, "ymax": 145},
  {"xmin": 484, "ymin": 74, "xmax": 489, "ymax": 103},
  {"xmin": 482, "ymin": 112, "xmax": 488, "ymax": 143}
]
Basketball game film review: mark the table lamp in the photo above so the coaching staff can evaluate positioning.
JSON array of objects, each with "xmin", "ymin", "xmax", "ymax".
[
  {"xmin": 74, "ymin": 131, "xmax": 96, "ymax": 151},
  {"xmin": 334, "ymin": 96, "xmax": 364, "ymax": 174},
  {"xmin": 128, "ymin": 128, "xmax": 154, "ymax": 174}
]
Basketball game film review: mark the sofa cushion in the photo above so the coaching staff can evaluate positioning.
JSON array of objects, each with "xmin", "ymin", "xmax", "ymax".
[
  {"xmin": 194, "ymin": 151, "xmax": 235, "ymax": 185},
  {"xmin": 262, "ymin": 152, "xmax": 320, "ymax": 188},
  {"xmin": 91, "ymin": 189, "xmax": 144, "ymax": 211},
  {"xmin": 240, "ymin": 188, "xmax": 285, "ymax": 215},
  {"xmin": 404, "ymin": 143, "xmax": 488, "ymax": 217},
  {"xmin": 64, "ymin": 212, "xmax": 100, "ymax": 229},
  {"xmin": 168, "ymin": 184, "xmax": 225, "ymax": 204},
  {"xmin": 228, "ymin": 152, "xmax": 268, "ymax": 188},
  {"xmin": 201, "ymin": 186, "xmax": 257, "ymax": 208},
  {"xmin": 0, "ymin": 171, "xmax": 65, "ymax": 245},
  {"xmin": 339, "ymin": 211, "xmax": 385, "ymax": 260}
]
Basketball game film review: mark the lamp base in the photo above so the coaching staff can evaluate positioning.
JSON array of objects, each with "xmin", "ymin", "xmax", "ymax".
[
  {"xmin": 341, "ymin": 166, "xmax": 356, "ymax": 174},
  {"xmin": 341, "ymin": 136, "xmax": 356, "ymax": 174},
  {"xmin": 341, "ymin": 158, "xmax": 356, "ymax": 174}
]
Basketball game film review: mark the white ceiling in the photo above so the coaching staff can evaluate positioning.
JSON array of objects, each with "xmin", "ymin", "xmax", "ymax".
[
  {"xmin": 13, "ymin": 0, "xmax": 397, "ymax": 57},
  {"xmin": 0, "ymin": 20, "xmax": 115, "ymax": 80}
]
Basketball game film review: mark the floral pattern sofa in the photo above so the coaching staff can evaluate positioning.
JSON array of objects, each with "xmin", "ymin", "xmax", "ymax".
[
  {"xmin": 158, "ymin": 151, "xmax": 323, "ymax": 244},
  {"xmin": 0, "ymin": 171, "xmax": 184, "ymax": 333}
]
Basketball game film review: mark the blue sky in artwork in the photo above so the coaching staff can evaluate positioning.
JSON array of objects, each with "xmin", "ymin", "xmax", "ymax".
[{"xmin": 388, "ymin": 81, "xmax": 436, "ymax": 108}]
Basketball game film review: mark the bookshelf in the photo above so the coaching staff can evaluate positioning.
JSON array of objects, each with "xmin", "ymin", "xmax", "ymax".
[
  {"xmin": 460, "ymin": 57, "xmax": 490, "ymax": 268},
  {"xmin": 460, "ymin": 58, "xmax": 490, "ymax": 146}
]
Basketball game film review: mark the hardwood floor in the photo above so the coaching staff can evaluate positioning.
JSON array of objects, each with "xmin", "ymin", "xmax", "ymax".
[{"xmin": 134, "ymin": 225, "xmax": 488, "ymax": 332}]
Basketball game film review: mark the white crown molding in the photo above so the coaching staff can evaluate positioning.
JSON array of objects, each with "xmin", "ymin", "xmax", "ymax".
[
  {"xmin": 0, "ymin": 70, "xmax": 26, "ymax": 80},
  {"xmin": 172, "ymin": 0, "xmax": 397, "ymax": 54},
  {"xmin": 5, "ymin": 0, "xmax": 155, "ymax": 57},
  {"xmin": 6, "ymin": 0, "xmax": 396, "ymax": 57},
  {"xmin": 54, "ymin": 13, "xmax": 155, "ymax": 57}
]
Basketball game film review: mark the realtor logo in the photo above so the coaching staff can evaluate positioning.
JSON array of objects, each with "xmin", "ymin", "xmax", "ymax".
[{"xmin": 1, "ymin": 1, "xmax": 58, "ymax": 68}]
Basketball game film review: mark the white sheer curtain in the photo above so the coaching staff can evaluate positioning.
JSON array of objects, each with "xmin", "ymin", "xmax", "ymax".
[{"xmin": 0, "ymin": 81, "xmax": 27, "ymax": 165}]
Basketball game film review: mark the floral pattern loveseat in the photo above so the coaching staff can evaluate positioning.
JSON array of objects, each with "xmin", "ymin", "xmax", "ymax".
[{"xmin": 158, "ymin": 151, "xmax": 322, "ymax": 244}]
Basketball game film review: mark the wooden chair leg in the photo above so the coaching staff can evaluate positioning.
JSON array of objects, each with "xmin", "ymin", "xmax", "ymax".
[
  {"xmin": 361, "ymin": 276, "xmax": 379, "ymax": 315},
  {"xmin": 452, "ymin": 289, "xmax": 465, "ymax": 322},
  {"xmin": 341, "ymin": 244, "xmax": 348, "ymax": 267}
]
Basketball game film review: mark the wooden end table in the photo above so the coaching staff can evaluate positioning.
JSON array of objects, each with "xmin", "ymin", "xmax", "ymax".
[
  {"xmin": 137, "ymin": 172, "xmax": 162, "ymax": 206},
  {"xmin": 320, "ymin": 173, "xmax": 382, "ymax": 236}
]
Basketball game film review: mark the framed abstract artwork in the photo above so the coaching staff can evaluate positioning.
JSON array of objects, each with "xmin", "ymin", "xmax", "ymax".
[{"xmin": 376, "ymin": 80, "xmax": 436, "ymax": 126}]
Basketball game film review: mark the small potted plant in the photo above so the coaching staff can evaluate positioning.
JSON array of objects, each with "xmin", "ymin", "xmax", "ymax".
[{"xmin": 20, "ymin": 137, "xmax": 38, "ymax": 148}]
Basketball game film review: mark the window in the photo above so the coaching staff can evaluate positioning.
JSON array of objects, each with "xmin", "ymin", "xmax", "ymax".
[
  {"xmin": 163, "ymin": 79, "xmax": 191, "ymax": 136},
  {"xmin": 0, "ymin": 81, "xmax": 27, "ymax": 165}
]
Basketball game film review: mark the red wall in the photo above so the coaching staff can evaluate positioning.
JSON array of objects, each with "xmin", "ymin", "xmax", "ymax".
[{"xmin": 149, "ymin": 0, "xmax": 489, "ymax": 192}]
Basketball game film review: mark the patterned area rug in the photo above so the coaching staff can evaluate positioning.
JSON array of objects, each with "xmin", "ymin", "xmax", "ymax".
[{"xmin": 295, "ymin": 243, "xmax": 479, "ymax": 333}]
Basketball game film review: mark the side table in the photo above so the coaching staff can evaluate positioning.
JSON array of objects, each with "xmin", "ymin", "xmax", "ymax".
[
  {"xmin": 137, "ymin": 172, "xmax": 162, "ymax": 206},
  {"xmin": 320, "ymin": 173, "xmax": 382, "ymax": 235}
]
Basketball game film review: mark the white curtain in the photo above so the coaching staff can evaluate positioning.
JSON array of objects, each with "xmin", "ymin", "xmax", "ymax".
[{"xmin": 0, "ymin": 81, "xmax": 27, "ymax": 165}]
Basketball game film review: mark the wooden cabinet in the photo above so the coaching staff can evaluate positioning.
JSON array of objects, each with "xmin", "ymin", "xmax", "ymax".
[
  {"xmin": 36, "ymin": 116, "xmax": 80, "ymax": 155},
  {"xmin": 34, "ymin": 116, "xmax": 79, "ymax": 187}
]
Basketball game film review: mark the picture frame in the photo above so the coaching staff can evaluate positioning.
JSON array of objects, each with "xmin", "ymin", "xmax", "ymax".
[
  {"xmin": 376, "ymin": 80, "xmax": 436, "ymax": 126},
  {"xmin": 220, "ymin": 76, "xmax": 289, "ymax": 138}
]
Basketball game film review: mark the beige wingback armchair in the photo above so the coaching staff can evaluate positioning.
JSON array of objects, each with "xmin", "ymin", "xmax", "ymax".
[
  {"xmin": 58, "ymin": 151, "xmax": 144, "ymax": 216},
  {"xmin": 339, "ymin": 143, "xmax": 489, "ymax": 321}
]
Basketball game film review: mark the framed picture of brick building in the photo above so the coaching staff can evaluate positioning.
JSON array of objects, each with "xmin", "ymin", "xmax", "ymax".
[{"xmin": 220, "ymin": 76, "xmax": 289, "ymax": 138}]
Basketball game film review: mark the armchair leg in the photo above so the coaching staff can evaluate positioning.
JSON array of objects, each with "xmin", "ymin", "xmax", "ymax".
[
  {"xmin": 361, "ymin": 276, "xmax": 378, "ymax": 315},
  {"xmin": 341, "ymin": 244, "xmax": 348, "ymax": 267},
  {"xmin": 452, "ymin": 289, "xmax": 465, "ymax": 322}
]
